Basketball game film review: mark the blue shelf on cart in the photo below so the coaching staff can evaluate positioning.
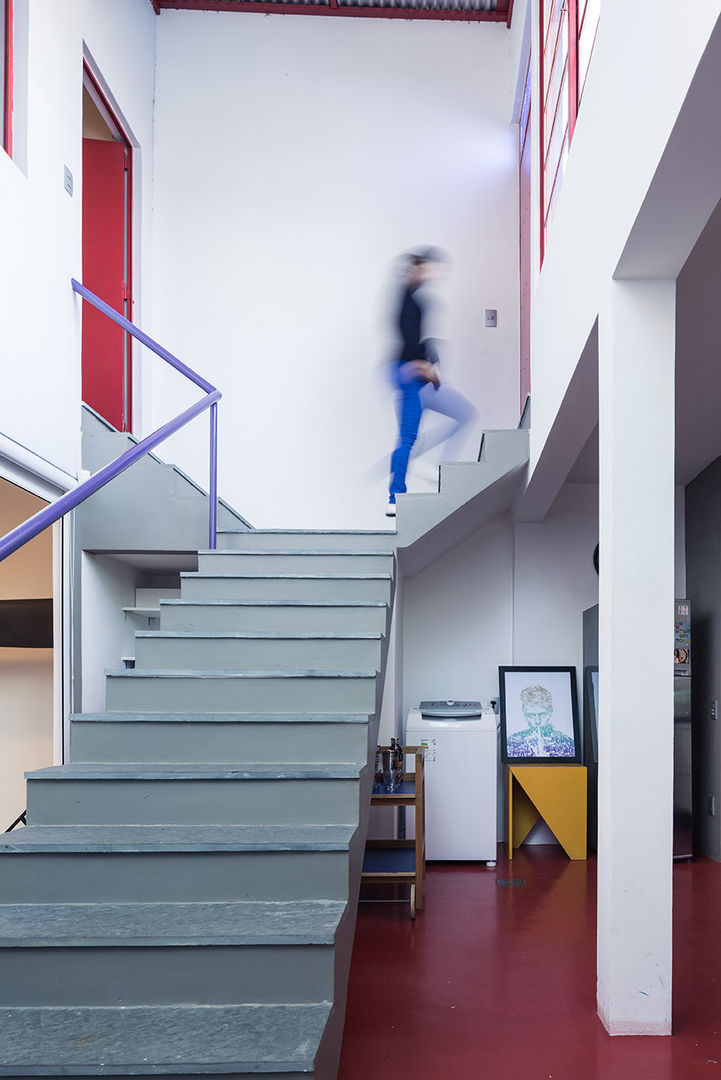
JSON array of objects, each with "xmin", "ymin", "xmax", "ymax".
[{"xmin": 362, "ymin": 845, "xmax": 416, "ymax": 875}]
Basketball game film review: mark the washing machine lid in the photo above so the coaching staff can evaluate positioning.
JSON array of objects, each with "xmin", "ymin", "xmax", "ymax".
[{"xmin": 419, "ymin": 699, "xmax": 484, "ymax": 718}]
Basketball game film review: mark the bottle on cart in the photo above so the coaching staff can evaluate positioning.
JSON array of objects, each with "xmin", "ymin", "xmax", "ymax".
[
  {"xmin": 390, "ymin": 737, "xmax": 404, "ymax": 790},
  {"xmin": 374, "ymin": 745, "xmax": 383, "ymax": 792}
]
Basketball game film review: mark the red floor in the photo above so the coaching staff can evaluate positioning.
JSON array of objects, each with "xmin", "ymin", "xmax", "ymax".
[{"xmin": 338, "ymin": 848, "xmax": 721, "ymax": 1080}]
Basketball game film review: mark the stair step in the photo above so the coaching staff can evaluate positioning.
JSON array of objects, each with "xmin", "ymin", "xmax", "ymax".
[
  {"xmin": 133, "ymin": 630, "xmax": 384, "ymax": 672},
  {"xmin": 0, "ymin": 901, "xmax": 346, "ymax": 1006},
  {"xmin": 0, "ymin": 1002, "xmax": 330, "ymax": 1076},
  {"xmin": 179, "ymin": 571, "xmax": 392, "ymax": 604},
  {"xmin": 197, "ymin": 550, "xmax": 394, "ymax": 574},
  {"xmin": 70, "ymin": 712, "xmax": 371, "ymax": 764},
  {"xmin": 0, "ymin": 899, "xmax": 346, "ymax": 947},
  {"xmin": 0, "ymin": 825, "xmax": 356, "ymax": 902},
  {"xmin": 218, "ymin": 528, "xmax": 396, "ymax": 551},
  {"xmin": 0, "ymin": 823, "xmax": 356, "ymax": 853},
  {"xmin": 25, "ymin": 762, "xmax": 366, "ymax": 827},
  {"xmin": 104, "ymin": 669, "xmax": 379, "ymax": 714},
  {"xmin": 158, "ymin": 599, "xmax": 389, "ymax": 634}
]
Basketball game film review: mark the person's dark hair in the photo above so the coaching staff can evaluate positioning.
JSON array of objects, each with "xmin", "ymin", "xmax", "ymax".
[{"xmin": 406, "ymin": 246, "xmax": 448, "ymax": 267}]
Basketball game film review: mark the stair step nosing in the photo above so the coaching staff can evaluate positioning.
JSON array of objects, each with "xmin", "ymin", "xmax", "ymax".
[
  {"xmin": 218, "ymin": 529, "xmax": 395, "ymax": 535},
  {"xmin": 0, "ymin": 901, "xmax": 346, "ymax": 948},
  {"xmin": 0, "ymin": 932, "xmax": 338, "ymax": 948},
  {"xmin": 105, "ymin": 669, "xmax": 378, "ymax": 679},
  {"xmin": 70, "ymin": 712, "xmax": 371, "ymax": 724},
  {"xmin": 180, "ymin": 571, "xmax": 392, "ymax": 580},
  {"xmin": 26, "ymin": 763, "xmax": 365, "ymax": 781},
  {"xmin": 0, "ymin": 824, "xmax": 357, "ymax": 853},
  {"xmin": 133, "ymin": 631, "xmax": 382, "ymax": 640},
  {"xmin": 159, "ymin": 599, "xmax": 387, "ymax": 607},
  {"xmin": 198, "ymin": 549, "xmax": 395, "ymax": 556}
]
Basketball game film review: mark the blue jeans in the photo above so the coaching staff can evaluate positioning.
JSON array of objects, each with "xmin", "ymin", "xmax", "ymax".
[{"xmin": 389, "ymin": 366, "xmax": 477, "ymax": 500}]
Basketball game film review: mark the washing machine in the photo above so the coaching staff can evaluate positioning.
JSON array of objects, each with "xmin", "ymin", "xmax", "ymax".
[{"xmin": 406, "ymin": 700, "xmax": 497, "ymax": 864}]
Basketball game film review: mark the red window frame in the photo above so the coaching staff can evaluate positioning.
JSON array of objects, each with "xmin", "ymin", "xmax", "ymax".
[
  {"xmin": 2, "ymin": 0, "xmax": 12, "ymax": 156},
  {"xmin": 539, "ymin": 0, "xmax": 599, "ymax": 263},
  {"xmin": 519, "ymin": 52, "xmax": 532, "ymax": 409}
]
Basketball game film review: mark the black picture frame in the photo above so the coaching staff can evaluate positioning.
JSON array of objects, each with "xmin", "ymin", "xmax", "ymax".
[{"xmin": 499, "ymin": 666, "xmax": 581, "ymax": 764}]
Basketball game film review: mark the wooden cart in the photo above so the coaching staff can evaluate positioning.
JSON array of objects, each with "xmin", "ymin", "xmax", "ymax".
[{"xmin": 361, "ymin": 745, "xmax": 426, "ymax": 919}]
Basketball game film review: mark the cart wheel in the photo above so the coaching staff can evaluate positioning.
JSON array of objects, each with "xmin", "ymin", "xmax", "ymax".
[{"xmin": 410, "ymin": 884, "xmax": 416, "ymax": 920}]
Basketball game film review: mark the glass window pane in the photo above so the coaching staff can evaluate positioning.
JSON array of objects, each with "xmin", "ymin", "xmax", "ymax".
[
  {"xmin": 544, "ymin": 0, "xmax": 564, "ymax": 56},
  {"xmin": 544, "ymin": 60, "xmax": 568, "ymax": 167},
  {"xmin": 543, "ymin": 3, "xmax": 568, "ymax": 111},
  {"xmin": 545, "ymin": 136, "xmax": 569, "ymax": 228},
  {"xmin": 520, "ymin": 57, "xmax": 532, "ymax": 154},
  {"xmin": 544, "ymin": 72, "xmax": 568, "ymax": 212},
  {"xmin": 578, "ymin": 0, "xmax": 600, "ymax": 102}
]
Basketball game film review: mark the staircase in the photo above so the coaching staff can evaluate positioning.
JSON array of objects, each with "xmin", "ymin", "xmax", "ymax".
[
  {"xmin": 0, "ymin": 415, "xmax": 528, "ymax": 1078},
  {"xmin": 0, "ymin": 528, "xmax": 395, "ymax": 1080},
  {"xmin": 395, "ymin": 429, "xmax": 529, "ymax": 574}
]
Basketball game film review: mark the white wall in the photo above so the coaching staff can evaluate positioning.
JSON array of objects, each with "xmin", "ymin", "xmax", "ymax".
[
  {"xmin": 402, "ymin": 514, "xmax": 514, "ymax": 718},
  {"xmin": 0, "ymin": 0, "xmax": 156, "ymax": 477},
  {"xmin": 0, "ymin": 480, "xmax": 53, "ymax": 829},
  {"xmin": 151, "ymin": 13, "xmax": 520, "ymax": 529},
  {"xmin": 514, "ymin": 483, "xmax": 599, "ymax": 676},
  {"xmin": 80, "ymin": 553, "xmax": 138, "ymax": 713}
]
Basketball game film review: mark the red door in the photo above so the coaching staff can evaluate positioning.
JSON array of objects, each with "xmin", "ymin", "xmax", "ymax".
[{"xmin": 82, "ymin": 137, "xmax": 130, "ymax": 431}]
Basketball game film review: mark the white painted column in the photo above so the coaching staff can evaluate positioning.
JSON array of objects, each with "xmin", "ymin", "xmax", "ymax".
[{"xmin": 597, "ymin": 278, "xmax": 676, "ymax": 1035}]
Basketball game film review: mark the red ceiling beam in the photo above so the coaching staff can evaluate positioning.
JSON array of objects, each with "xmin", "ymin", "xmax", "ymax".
[
  {"xmin": 150, "ymin": 0, "xmax": 161, "ymax": 11},
  {"xmin": 156, "ymin": 0, "xmax": 508, "ymax": 21},
  {"xmin": 506, "ymin": 0, "xmax": 513, "ymax": 27}
]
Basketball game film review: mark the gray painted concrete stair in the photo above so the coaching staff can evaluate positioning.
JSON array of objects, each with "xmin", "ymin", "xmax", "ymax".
[
  {"xmin": 217, "ymin": 530, "xmax": 395, "ymax": 552},
  {"xmin": 77, "ymin": 405, "xmax": 251, "ymax": 554},
  {"xmin": 70, "ymin": 713, "xmax": 371, "ymax": 764},
  {"xmin": 196, "ymin": 550, "xmax": 395, "ymax": 574},
  {"xmin": 25, "ymin": 762, "xmax": 366, "ymax": 827},
  {"xmin": 132, "ymin": 630, "xmax": 384, "ymax": 672},
  {"xmin": 104, "ymin": 669, "xmax": 379, "ymax": 714},
  {"xmin": 158, "ymin": 599, "xmax": 389, "ymax": 634},
  {"xmin": 0, "ymin": 528, "xmax": 391, "ymax": 1079},
  {"xmin": 394, "ymin": 428, "xmax": 530, "ymax": 574},
  {"xmin": 0, "ymin": 1003, "xmax": 331, "ymax": 1078},
  {"xmin": 179, "ymin": 571, "xmax": 392, "ymax": 603},
  {"xmin": 0, "ymin": 824, "xmax": 356, "ymax": 902}
]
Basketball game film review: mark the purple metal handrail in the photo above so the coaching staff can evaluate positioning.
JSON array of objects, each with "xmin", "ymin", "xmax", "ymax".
[{"xmin": 0, "ymin": 280, "xmax": 221, "ymax": 563}]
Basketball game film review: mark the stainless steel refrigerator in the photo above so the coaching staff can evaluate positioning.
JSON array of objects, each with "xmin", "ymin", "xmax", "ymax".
[{"xmin": 674, "ymin": 600, "xmax": 693, "ymax": 860}]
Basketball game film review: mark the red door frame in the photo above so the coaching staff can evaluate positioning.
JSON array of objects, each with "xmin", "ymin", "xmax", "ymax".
[{"xmin": 82, "ymin": 63, "xmax": 133, "ymax": 431}]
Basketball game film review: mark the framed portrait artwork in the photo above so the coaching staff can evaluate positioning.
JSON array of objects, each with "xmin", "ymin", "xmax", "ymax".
[{"xmin": 499, "ymin": 666, "xmax": 581, "ymax": 764}]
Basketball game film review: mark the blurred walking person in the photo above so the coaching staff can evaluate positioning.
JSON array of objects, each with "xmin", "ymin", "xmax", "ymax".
[{"xmin": 386, "ymin": 248, "xmax": 477, "ymax": 517}]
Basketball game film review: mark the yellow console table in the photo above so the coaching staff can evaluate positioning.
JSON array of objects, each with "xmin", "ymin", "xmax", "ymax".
[{"xmin": 506, "ymin": 764, "xmax": 587, "ymax": 860}]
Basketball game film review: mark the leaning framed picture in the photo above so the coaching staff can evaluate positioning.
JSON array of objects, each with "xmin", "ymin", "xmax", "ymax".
[{"xmin": 499, "ymin": 666, "xmax": 581, "ymax": 764}]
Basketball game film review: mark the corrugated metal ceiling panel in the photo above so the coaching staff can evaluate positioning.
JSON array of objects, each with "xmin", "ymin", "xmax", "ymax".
[{"xmin": 155, "ymin": 0, "xmax": 511, "ymax": 21}]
